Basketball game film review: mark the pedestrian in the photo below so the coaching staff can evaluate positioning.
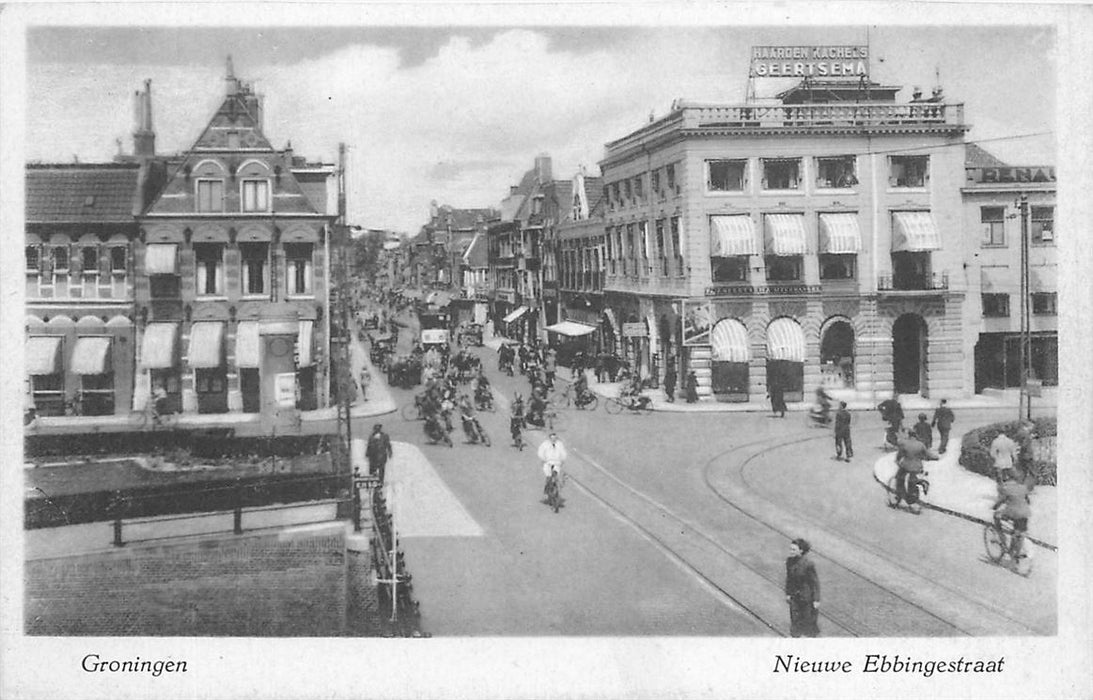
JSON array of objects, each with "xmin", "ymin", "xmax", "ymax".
[
  {"xmin": 784, "ymin": 537, "xmax": 820, "ymax": 638},
  {"xmin": 834, "ymin": 401, "xmax": 853, "ymax": 461},
  {"xmin": 663, "ymin": 362, "xmax": 678, "ymax": 403},
  {"xmin": 544, "ymin": 347, "xmax": 557, "ymax": 389},
  {"xmin": 365, "ymin": 423, "xmax": 393, "ymax": 484},
  {"xmin": 931, "ymin": 399, "xmax": 955, "ymax": 454},
  {"xmin": 990, "ymin": 429, "xmax": 1020, "ymax": 483},
  {"xmin": 768, "ymin": 378, "xmax": 786, "ymax": 418},
  {"xmin": 913, "ymin": 413, "xmax": 933, "ymax": 448},
  {"xmin": 684, "ymin": 370, "xmax": 699, "ymax": 403}
]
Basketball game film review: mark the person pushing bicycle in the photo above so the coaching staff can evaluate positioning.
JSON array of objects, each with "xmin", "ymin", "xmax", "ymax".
[{"xmin": 992, "ymin": 468, "xmax": 1032, "ymax": 565}]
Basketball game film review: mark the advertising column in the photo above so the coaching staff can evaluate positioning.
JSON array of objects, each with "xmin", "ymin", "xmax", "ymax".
[{"xmin": 259, "ymin": 303, "xmax": 301, "ymax": 434}]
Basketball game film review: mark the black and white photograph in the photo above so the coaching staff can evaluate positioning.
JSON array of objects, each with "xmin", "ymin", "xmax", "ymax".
[{"xmin": 1, "ymin": 2, "xmax": 1091, "ymax": 698}]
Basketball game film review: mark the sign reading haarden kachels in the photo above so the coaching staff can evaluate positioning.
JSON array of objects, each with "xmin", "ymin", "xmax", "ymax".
[{"xmin": 750, "ymin": 45, "xmax": 869, "ymax": 78}]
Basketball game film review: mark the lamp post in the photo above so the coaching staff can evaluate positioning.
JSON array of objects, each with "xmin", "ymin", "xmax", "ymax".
[{"xmin": 1017, "ymin": 194, "xmax": 1032, "ymax": 422}]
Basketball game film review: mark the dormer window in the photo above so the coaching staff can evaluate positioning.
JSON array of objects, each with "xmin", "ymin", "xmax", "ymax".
[
  {"xmin": 241, "ymin": 179, "xmax": 269, "ymax": 212},
  {"xmin": 196, "ymin": 179, "xmax": 224, "ymax": 213}
]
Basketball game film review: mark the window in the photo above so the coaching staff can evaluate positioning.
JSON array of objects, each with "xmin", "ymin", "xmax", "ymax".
[
  {"xmin": 227, "ymin": 131, "xmax": 241, "ymax": 149},
  {"xmin": 602, "ymin": 186, "xmax": 610, "ymax": 209},
  {"xmin": 241, "ymin": 180, "xmax": 269, "ymax": 212},
  {"xmin": 765, "ymin": 256, "xmax": 802, "ymax": 281},
  {"xmin": 197, "ymin": 180, "xmax": 224, "ymax": 212},
  {"xmin": 655, "ymin": 219, "xmax": 665, "ymax": 258},
  {"xmin": 194, "ymin": 244, "xmax": 224, "ymax": 296},
  {"xmin": 240, "ymin": 243, "xmax": 268, "ymax": 295},
  {"xmin": 605, "ymin": 227, "xmax": 614, "ymax": 260},
  {"xmin": 712, "ymin": 257, "xmax": 748, "ymax": 283},
  {"xmin": 1032, "ymin": 292, "xmax": 1057, "ymax": 315},
  {"xmin": 816, "ymin": 156, "xmax": 858, "ymax": 188},
  {"xmin": 639, "ymin": 221, "xmax": 649, "ymax": 259},
  {"xmin": 652, "ymin": 170, "xmax": 661, "ymax": 195},
  {"xmin": 1031, "ymin": 206, "xmax": 1054, "ymax": 244},
  {"xmin": 889, "ymin": 155, "xmax": 929, "ymax": 188},
  {"xmin": 623, "ymin": 179, "xmax": 632, "ymax": 202},
  {"xmin": 666, "ymin": 164, "xmax": 676, "ymax": 192},
  {"xmin": 820, "ymin": 254, "xmax": 857, "ymax": 280},
  {"xmin": 762, "ymin": 158, "xmax": 801, "ymax": 190},
  {"xmin": 25, "ymin": 246, "xmax": 39, "ymax": 271},
  {"xmin": 708, "ymin": 159, "xmax": 747, "ymax": 192},
  {"xmin": 285, "ymin": 243, "xmax": 313, "ymax": 295},
  {"xmin": 82, "ymin": 247, "xmax": 99, "ymax": 272},
  {"xmin": 982, "ymin": 293, "xmax": 1010, "ymax": 317},
  {"xmin": 110, "ymin": 247, "xmax": 127, "ymax": 273},
  {"xmin": 634, "ymin": 175, "xmax": 644, "ymax": 201},
  {"xmin": 52, "ymin": 246, "xmax": 69, "ymax": 271},
  {"xmin": 149, "ymin": 275, "xmax": 180, "ymax": 299},
  {"xmin": 626, "ymin": 224, "xmax": 636, "ymax": 260},
  {"xmin": 670, "ymin": 217, "xmax": 681, "ymax": 259},
  {"xmin": 981, "ymin": 207, "xmax": 1006, "ymax": 246},
  {"xmin": 611, "ymin": 182, "xmax": 620, "ymax": 205}
]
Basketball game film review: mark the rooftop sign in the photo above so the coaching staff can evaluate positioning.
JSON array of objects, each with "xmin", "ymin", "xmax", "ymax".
[
  {"xmin": 965, "ymin": 167, "xmax": 1056, "ymax": 184},
  {"xmin": 750, "ymin": 45, "xmax": 869, "ymax": 78}
]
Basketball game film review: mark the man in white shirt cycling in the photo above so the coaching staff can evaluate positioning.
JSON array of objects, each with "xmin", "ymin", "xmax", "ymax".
[{"xmin": 537, "ymin": 432, "xmax": 568, "ymax": 498}]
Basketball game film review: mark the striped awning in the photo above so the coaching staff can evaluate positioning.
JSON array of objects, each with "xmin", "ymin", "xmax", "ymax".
[
  {"xmin": 710, "ymin": 215, "xmax": 759, "ymax": 256},
  {"xmin": 70, "ymin": 336, "xmax": 112, "ymax": 375},
  {"xmin": 26, "ymin": 336, "xmax": 62, "ymax": 375},
  {"xmin": 297, "ymin": 320, "xmax": 314, "ymax": 367},
  {"xmin": 235, "ymin": 321, "xmax": 260, "ymax": 369},
  {"xmin": 891, "ymin": 211, "xmax": 941, "ymax": 252},
  {"xmin": 818, "ymin": 213, "xmax": 863, "ymax": 254},
  {"xmin": 188, "ymin": 322, "xmax": 224, "ymax": 368},
  {"xmin": 710, "ymin": 319, "xmax": 750, "ymax": 362},
  {"xmin": 144, "ymin": 244, "xmax": 178, "ymax": 275},
  {"xmin": 544, "ymin": 321, "xmax": 597, "ymax": 337},
  {"xmin": 764, "ymin": 214, "xmax": 807, "ymax": 256},
  {"xmin": 766, "ymin": 318, "xmax": 806, "ymax": 363},
  {"xmin": 503, "ymin": 306, "xmax": 528, "ymax": 324},
  {"xmin": 139, "ymin": 323, "xmax": 178, "ymax": 369},
  {"xmin": 980, "ymin": 266, "xmax": 1008, "ymax": 292}
]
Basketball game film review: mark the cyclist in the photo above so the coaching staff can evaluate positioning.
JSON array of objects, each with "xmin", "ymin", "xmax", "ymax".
[
  {"xmin": 573, "ymin": 369, "xmax": 592, "ymax": 408},
  {"xmin": 893, "ymin": 428, "xmax": 939, "ymax": 514},
  {"xmin": 510, "ymin": 393, "xmax": 527, "ymax": 447},
  {"xmin": 458, "ymin": 394, "xmax": 480, "ymax": 443},
  {"xmin": 618, "ymin": 374, "xmax": 651, "ymax": 410},
  {"xmin": 527, "ymin": 385, "xmax": 548, "ymax": 427},
  {"xmin": 992, "ymin": 468, "xmax": 1032, "ymax": 565},
  {"xmin": 537, "ymin": 432, "xmax": 568, "ymax": 501},
  {"xmin": 474, "ymin": 371, "xmax": 493, "ymax": 410}
]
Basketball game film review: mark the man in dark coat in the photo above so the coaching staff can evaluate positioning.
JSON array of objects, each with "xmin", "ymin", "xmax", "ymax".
[
  {"xmin": 684, "ymin": 370, "xmax": 699, "ymax": 403},
  {"xmin": 895, "ymin": 430, "xmax": 940, "ymax": 513},
  {"xmin": 877, "ymin": 395, "xmax": 904, "ymax": 445},
  {"xmin": 834, "ymin": 401, "xmax": 853, "ymax": 461},
  {"xmin": 784, "ymin": 538, "xmax": 820, "ymax": 637},
  {"xmin": 931, "ymin": 399, "xmax": 955, "ymax": 454},
  {"xmin": 366, "ymin": 423, "xmax": 394, "ymax": 484},
  {"xmin": 768, "ymin": 380, "xmax": 786, "ymax": 418},
  {"xmin": 913, "ymin": 413, "xmax": 933, "ymax": 448},
  {"xmin": 663, "ymin": 363, "xmax": 678, "ymax": 403}
]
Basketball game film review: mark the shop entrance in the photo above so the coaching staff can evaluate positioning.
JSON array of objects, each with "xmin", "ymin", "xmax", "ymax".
[
  {"xmin": 820, "ymin": 320, "xmax": 855, "ymax": 389},
  {"xmin": 892, "ymin": 313, "xmax": 927, "ymax": 394}
]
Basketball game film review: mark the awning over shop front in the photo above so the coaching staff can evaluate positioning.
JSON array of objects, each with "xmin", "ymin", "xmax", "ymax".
[
  {"xmin": 818, "ymin": 213, "xmax": 863, "ymax": 254},
  {"xmin": 764, "ymin": 214, "xmax": 808, "ymax": 256},
  {"xmin": 144, "ymin": 244, "xmax": 178, "ymax": 275},
  {"xmin": 766, "ymin": 318, "xmax": 806, "ymax": 363},
  {"xmin": 297, "ymin": 320, "xmax": 314, "ymax": 367},
  {"xmin": 503, "ymin": 306, "xmax": 528, "ymax": 324},
  {"xmin": 710, "ymin": 215, "xmax": 759, "ymax": 256},
  {"xmin": 891, "ymin": 211, "xmax": 941, "ymax": 252},
  {"xmin": 544, "ymin": 321, "xmax": 597, "ymax": 337},
  {"xmin": 188, "ymin": 322, "xmax": 224, "ymax": 368},
  {"xmin": 70, "ymin": 336, "xmax": 112, "ymax": 375},
  {"xmin": 710, "ymin": 319, "xmax": 750, "ymax": 363},
  {"xmin": 140, "ymin": 323, "xmax": 179, "ymax": 369},
  {"xmin": 235, "ymin": 321, "xmax": 260, "ymax": 368},
  {"xmin": 26, "ymin": 336, "xmax": 62, "ymax": 375}
]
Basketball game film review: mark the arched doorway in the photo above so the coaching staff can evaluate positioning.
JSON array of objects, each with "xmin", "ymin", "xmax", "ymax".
[
  {"xmin": 892, "ymin": 313, "xmax": 927, "ymax": 394},
  {"xmin": 710, "ymin": 318, "xmax": 750, "ymax": 402},
  {"xmin": 766, "ymin": 317, "xmax": 806, "ymax": 402},
  {"xmin": 820, "ymin": 320, "xmax": 855, "ymax": 389}
]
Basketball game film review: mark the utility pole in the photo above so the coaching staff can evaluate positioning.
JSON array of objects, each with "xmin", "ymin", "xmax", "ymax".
[
  {"xmin": 335, "ymin": 142, "xmax": 353, "ymax": 478},
  {"xmin": 1017, "ymin": 194, "xmax": 1032, "ymax": 422}
]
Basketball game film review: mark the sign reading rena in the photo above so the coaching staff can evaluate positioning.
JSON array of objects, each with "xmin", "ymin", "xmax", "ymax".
[
  {"xmin": 750, "ymin": 45, "xmax": 868, "ymax": 78},
  {"xmin": 966, "ymin": 167, "xmax": 1056, "ymax": 184}
]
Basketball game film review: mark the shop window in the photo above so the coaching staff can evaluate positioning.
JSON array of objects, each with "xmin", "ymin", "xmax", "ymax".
[
  {"xmin": 765, "ymin": 255, "xmax": 802, "ymax": 281},
  {"xmin": 889, "ymin": 155, "xmax": 929, "ymax": 188},
  {"xmin": 197, "ymin": 179, "xmax": 224, "ymax": 212},
  {"xmin": 286, "ymin": 243, "xmax": 313, "ymax": 295},
  {"xmin": 241, "ymin": 243, "xmax": 269, "ymax": 295},
  {"xmin": 32, "ymin": 373, "xmax": 64, "ymax": 416},
  {"xmin": 80, "ymin": 373, "xmax": 115, "ymax": 416},
  {"xmin": 815, "ymin": 156, "xmax": 858, "ymax": 188},
  {"xmin": 712, "ymin": 257, "xmax": 748, "ymax": 283},
  {"xmin": 819, "ymin": 254, "xmax": 857, "ymax": 280},
  {"xmin": 981, "ymin": 207, "xmax": 1006, "ymax": 246},
  {"xmin": 1031, "ymin": 206, "xmax": 1054, "ymax": 244},
  {"xmin": 666, "ymin": 164, "xmax": 676, "ymax": 192},
  {"xmin": 241, "ymin": 180, "xmax": 269, "ymax": 212},
  {"xmin": 194, "ymin": 243, "xmax": 224, "ymax": 296},
  {"xmin": 25, "ymin": 246, "xmax": 39, "ymax": 271},
  {"xmin": 982, "ymin": 293, "xmax": 1010, "ymax": 317},
  {"xmin": 1032, "ymin": 292, "xmax": 1057, "ymax": 315},
  {"xmin": 761, "ymin": 158, "xmax": 801, "ymax": 190},
  {"xmin": 111, "ymin": 247, "xmax": 127, "ymax": 272},
  {"xmin": 708, "ymin": 159, "xmax": 747, "ymax": 192}
]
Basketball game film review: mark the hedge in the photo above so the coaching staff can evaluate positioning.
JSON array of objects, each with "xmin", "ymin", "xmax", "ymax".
[{"xmin": 958, "ymin": 416, "xmax": 1057, "ymax": 486}]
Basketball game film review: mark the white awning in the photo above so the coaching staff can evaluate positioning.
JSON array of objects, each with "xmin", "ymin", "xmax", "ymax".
[
  {"xmin": 818, "ymin": 213, "xmax": 862, "ymax": 254},
  {"xmin": 710, "ymin": 319, "xmax": 750, "ymax": 362},
  {"xmin": 71, "ymin": 336, "xmax": 112, "ymax": 375},
  {"xmin": 503, "ymin": 306, "xmax": 528, "ymax": 324},
  {"xmin": 26, "ymin": 336, "xmax": 62, "ymax": 375},
  {"xmin": 544, "ymin": 321, "xmax": 597, "ymax": 337},
  {"xmin": 235, "ymin": 321, "xmax": 260, "ymax": 369},
  {"xmin": 764, "ymin": 214, "xmax": 807, "ymax": 256},
  {"xmin": 891, "ymin": 211, "xmax": 941, "ymax": 252},
  {"xmin": 144, "ymin": 244, "xmax": 178, "ymax": 275},
  {"xmin": 188, "ymin": 322, "xmax": 224, "ymax": 368},
  {"xmin": 710, "ymin": 215, "xmax": 759, "ymax": 256},
  {"xmin": 139, "ymin": 323, "xmax": 178, "ymax": 369},
  {"xmin": 297, "ymin": 320, "xmax": 314, "ymax": 367},
  {"xmin": 766, "ymin": 317, "xmax": 806, "ymax": 362}
]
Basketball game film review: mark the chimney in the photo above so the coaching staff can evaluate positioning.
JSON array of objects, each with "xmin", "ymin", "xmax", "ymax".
[
  {"xmin": 225, "ymin": 55, "xmax": 238, "ymax": 96},
  {"xmin": 244, "ymin": 90, "xmax": 264, "ymax": 132},
  {"xmin": 534, "ymin": 153, "xmax": 552, "ymax": 184},
  {"xmin": 132, "ymin": 79, "xmax": 155, "ymax": 159}
]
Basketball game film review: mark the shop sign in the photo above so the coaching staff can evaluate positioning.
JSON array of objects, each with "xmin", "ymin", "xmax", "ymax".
[
  {"xmin": 496, "ymin": 290, "xmax": 515, "ymax": 303},
  {"xmin": 682, "ymin": 300, "xmax": 713, "ymax": 346},
  {"xmin": 275, "ymin": 372, "xmax": 297, "ymax": 408},
  {"xmin": 750, "ymin": 45, "xmax": 868, "ymax": 78},
  {"xmin": 622, "ymin": 322, "xmax": 648, "ymax": 338},
  {"xmin": 705, "ymin": 284, "xmax": 822, "ymax": 297},
  {"xmin": 966, "ymin": 167, "xmax": 1056, "ymax": 184}
]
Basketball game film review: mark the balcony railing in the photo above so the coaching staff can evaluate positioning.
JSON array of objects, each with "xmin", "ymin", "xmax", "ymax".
[
  {"xmin": 684, "ymin": 102, "xmax": 964, "ymax": 130},
  {"xmin": 877, "ymin": 272, "xmax": 949, "ymax": 292}
]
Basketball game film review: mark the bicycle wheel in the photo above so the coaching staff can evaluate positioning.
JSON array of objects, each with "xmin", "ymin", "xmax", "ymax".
[
  {"xmin": 400, "ymin": 401, "xmax": 421, "ymax": 421},
  {"xmin": 552, "ymin": 388, "xmax": 572, "ymax": 408},
  {"xmin": 885, "ymin": 476, "xmax": 901, "ymax": 508},
  {"xmin": 604, "ymin": 397, "xmax": 624, "ymax": 415},
  {"xmin": 546, "ymin": 476, "xmax": 560, "ymax": 513},
  {"xmin": 983, "ymin": 524, "xmax": 1006, "ymax": 563},
  {"xmin": 580, "ymin": 394, "xmax": 599, "ymax": 412},
  {"xmin": 1012, "ymin": 544, "xmax": 1033, "ymax": 576}
]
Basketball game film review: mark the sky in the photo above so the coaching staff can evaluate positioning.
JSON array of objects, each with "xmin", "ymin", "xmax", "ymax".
[{"xmin": 24, "ymin": 22, "xmax": 1057, "ymax": 234}]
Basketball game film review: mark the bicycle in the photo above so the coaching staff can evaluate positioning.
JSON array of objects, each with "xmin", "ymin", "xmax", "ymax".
[
  {"xmin": 526, "ymin": 402, "xmax": 566, "ymax": 432},
  {"xmin": 544, "ymin": 467, "xmax": 565, "ymax": 513},
  {"xmin": 461, "ymin": 415, "xmax": 491, "ymax": 447},
  {"xmin": 400, "ymin": 395, "xmax": 427, "ymax": 421},
  {"xmin": 604, "ymin": 394, "xmax": 654, "ymax": 415},
  {"xmin": 983, "ymin": 519, "xmax": 1033, "ymax": 576},
  {"xmin": 551, "ymin": 383, "xmax": 599, "ymax": 412},
  {"xmin": 510, "ymin": 417, "xmax": 526, "ymax": 451},
  {"xmin": 128, "ymin": 400, "xmax": 177, "ymax": 430},
  {"xmin": 884, "ymin": 470, "xmax": 930, "ymax": 512}
]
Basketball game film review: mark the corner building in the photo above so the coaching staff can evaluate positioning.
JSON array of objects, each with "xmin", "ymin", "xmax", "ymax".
[{"xmin": 599, "ymin": 81, "xmax": 969, "ymax": 402}]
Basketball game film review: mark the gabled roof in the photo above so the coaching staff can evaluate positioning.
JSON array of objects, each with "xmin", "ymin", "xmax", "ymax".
[
  {"xmin": 26, "ymin": 163, "xmax": 141, "ymax": 224},
  {"xmin": 462, "ymin": 232, "xmax": 489, "ymax": 268},
  {"xmin": 432, "ymin": 206, "xmax": 495, "ymax": 231},
  {"xmin": 503, "ymin": 167, "xmax": 539, "ymax": 222},
  {"xmin": 965, "ymin": 142, "xmax": 1009, "ymax": 168}
]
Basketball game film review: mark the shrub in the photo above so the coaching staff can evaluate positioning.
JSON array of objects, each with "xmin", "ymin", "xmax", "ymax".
[{"xmin": 958, "ymin": 416, "xmax": 1057, "ymax": 486}]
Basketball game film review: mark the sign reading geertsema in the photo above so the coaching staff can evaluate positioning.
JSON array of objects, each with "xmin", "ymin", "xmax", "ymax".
[{"xmin": 750, "ymin": 45, "xmax": 869, "ymax": 78}]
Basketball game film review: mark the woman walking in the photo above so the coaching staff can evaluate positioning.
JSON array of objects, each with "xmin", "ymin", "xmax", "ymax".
[{"xmin": 784, "ymin": 537, "xmax": 820, "ymax": 637}]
